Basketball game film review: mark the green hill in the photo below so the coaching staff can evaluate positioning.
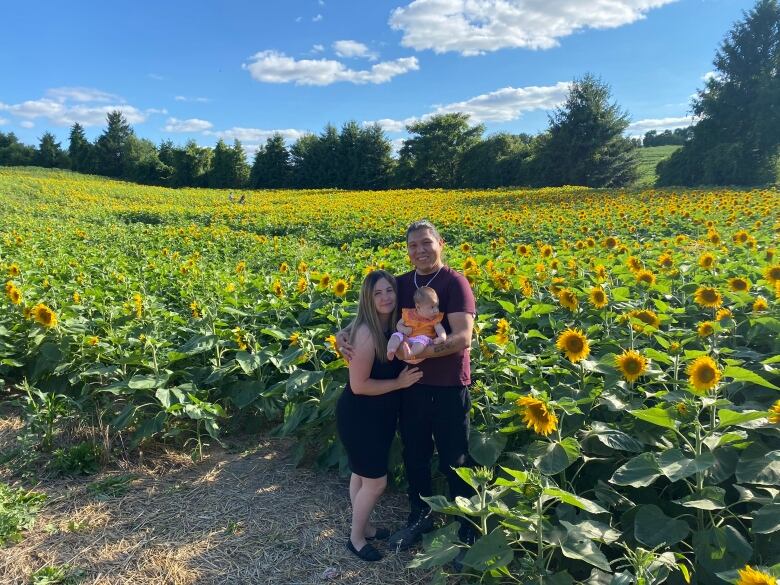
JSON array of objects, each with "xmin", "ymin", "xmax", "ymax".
[{"xmin": 635, "ymin": 145, "xmax": 681, "ymax": 187}]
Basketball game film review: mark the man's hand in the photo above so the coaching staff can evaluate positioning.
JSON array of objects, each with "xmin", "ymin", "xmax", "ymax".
[{"xmin": 336, "ymin": 330, "xmax": 355, "ymax": 362}]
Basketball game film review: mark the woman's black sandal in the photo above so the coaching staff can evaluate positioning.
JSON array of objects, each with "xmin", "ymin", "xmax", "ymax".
[
  {"xmin": 366, "ymin": 527, "xmax": 391, "ymax": 541},
  {"xmin": 347, "ymin": 539, "xmax": 383, "ymax": 562}
]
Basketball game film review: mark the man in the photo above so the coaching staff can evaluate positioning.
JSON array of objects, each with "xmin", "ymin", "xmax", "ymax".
[{"xmin": 339, "ymin": 219, "xmax": 476, "ymax": 550}]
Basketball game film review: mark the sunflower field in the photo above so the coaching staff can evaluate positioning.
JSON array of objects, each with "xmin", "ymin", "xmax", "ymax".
[{"xmin": 1, "ymin": 166, "xmax": 779, "ymax": 584}]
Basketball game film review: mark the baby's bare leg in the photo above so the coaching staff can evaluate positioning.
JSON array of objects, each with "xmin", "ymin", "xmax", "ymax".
[
  {"xmin": 409, "ymin": 341, "xmax": 427, "ymax": 356},
  {"xmin": 387, "ymin": 333, "xmax": 403, "ymax": 360}
]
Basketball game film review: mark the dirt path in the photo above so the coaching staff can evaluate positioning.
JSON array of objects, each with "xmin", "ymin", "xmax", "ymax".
[{"xmin": 0, "ymin": 417, "xmax": 439, "ymax": 585}]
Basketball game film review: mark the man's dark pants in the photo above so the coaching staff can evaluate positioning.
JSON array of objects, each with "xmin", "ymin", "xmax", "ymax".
[{"xmin": 398, "ymin": 383, "xmax": 474, "ymax": 537}]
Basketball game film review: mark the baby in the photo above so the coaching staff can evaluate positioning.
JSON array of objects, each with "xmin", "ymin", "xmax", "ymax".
[{"xmin": 387, "ymin": 286, "xmax": 447, "ymax": 360}]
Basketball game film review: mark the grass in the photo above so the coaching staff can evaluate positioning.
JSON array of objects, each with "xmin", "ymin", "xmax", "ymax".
[
  {"xmin": 0, "ymin": 482, "xmax": 47, "ymax": 545},
  {"xmin": 635, "ymin": 145, "xmax": 681, "ymax": 187}
]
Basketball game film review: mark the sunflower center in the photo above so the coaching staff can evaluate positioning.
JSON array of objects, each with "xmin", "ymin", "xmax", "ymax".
[
  {"xmin": 624, "ymin": 358, "xmax": 642, "ymax": 375},
  {"xmin": 698, "ymin": 366, "xmax": 716, "ymax": 383},
  {"xmin": 701, "ymin": 290, "xmax": 717, "ymax": 302},
  {"xmin": 566, "ymin": 337, "xmax": 584, "ymax": 353}
]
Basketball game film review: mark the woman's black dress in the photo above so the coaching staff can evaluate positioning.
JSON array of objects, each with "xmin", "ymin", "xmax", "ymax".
[{"xmin": 336, "ymin": 341, "xmax": 402, "ymax": 479}]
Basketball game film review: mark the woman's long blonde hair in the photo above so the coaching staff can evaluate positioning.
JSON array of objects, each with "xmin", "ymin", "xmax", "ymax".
[{"xmin": 349, "ymin": 270, "xmax": 398, "ymax": 363}]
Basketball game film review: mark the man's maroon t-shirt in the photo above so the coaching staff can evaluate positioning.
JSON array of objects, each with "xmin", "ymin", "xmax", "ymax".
[{"xmin": 396, "ymin": 265, "xmax": 476, "ymax": 387}]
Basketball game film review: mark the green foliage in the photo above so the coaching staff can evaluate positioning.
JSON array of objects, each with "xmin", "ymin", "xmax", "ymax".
[
  {"xmin": 35, "ymin": 132, "xmax": 68, "ymax": 169},
  {"xmin": 51, "ymin": 442, "xmax": 102, "ymax": 476},
  {"xmin": 86, "ymin": 474, "xmax": 136, "ymax": 499},
  {"xmin": 643, "ymin": 127, "xmax": 692, "ymax": 147},
  {"xmin": 67, "ymin": 124, "xmax": 93, "ymax": 174},
  {"xmin": 0, "ymin": 131, "xmax": 36, "ymax": 166},
  {"xmin": 0, "ymin": 482, "xmax": 47, "ymax": 545},
  {"xmin": 458, "ymin": 132, "xmax": 535, "ymax": 188},
  {"xmin": 209, "ymin": 139, "xmax": 249, "ymax": 188},
  {"xmin": 94, "ymin": 110, "xmax": 134, "ymax": 178},
  {"xmin": 397, "ymin": 113, "xmax": 485, "ymax": 188},
  {"xmin": 535, "ymin": 74, "xmax": 639, "ymax": 187},
  {"xmin": 250, "ymin": 133, "xmax": 291, "ymax": 188},
  {"xmin": 29, "ymin": 565, "xmax": 84, "ymax": 585},
  {"xmin": 658, "ymin": 0, "xmax": 780, "ymax": 186}
]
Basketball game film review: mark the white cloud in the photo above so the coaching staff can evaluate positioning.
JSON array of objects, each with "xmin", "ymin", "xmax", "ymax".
[
  {"xmin": 295, "ymin": 16, "xmax": 303, "ymax": 22},
  {"xmin": 312, "ymin": 13, "xmax": 323, "ymax": 22},
  {"xmin": 174, "ymin": 95, "xmax": 211, "ymax": 103},
  {"xmin": 46, "ymin": 87, "xmax": 122, "ymax": 103},
  {"xmin": 432, "ymin": 82, "xmax": 570, "ymax": 122},
  {"xmin": 0, "ymin": 117, "xmax": 8, "ymax": 125},
  {"xmin": 20, "ymin": 120, "xmax": 35, "ymax": 129},
  {"xmin": 333, "ymin": 40, "xmax": 378, "ymax": 60},
  {"xmin": 148, "ymin": 73, "xmax": 165, "ymax": 80},
  {"xmin": 365, "ymin": 81, "xmax": 570, "ymax": 133},
  {"xmin": 163, "ymin": 117, "xmax": 214, "ymax": 132},
  {"xmin": 312, "ymin": 44, "xmax": 325, "ymax": 52},
  {"xmin": 243, "ymin": 51, "xmax": 419, "ymax": 85},
  {"xmin": 390, "ymin": 0, "xmax": 677, "ymax": 55},
  {"xmin": 701, "ymin": 71, "xmax": 722, "ymax": 83},
  {"xmin": 627, "ymin": 115, "xmax": 696, "ymax": 135},
  {"xmin": 0, "ymin": 92, "xmax": 163, "ymax": 127},
  {"xmin": 204, "ymin": 127, "xmax": 307, "ymax": 144}
]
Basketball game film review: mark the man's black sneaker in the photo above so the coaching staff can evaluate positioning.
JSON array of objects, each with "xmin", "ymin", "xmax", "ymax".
[{"xmin": 389, "ymin": 509, "xmax": 435, "ymax": 550}]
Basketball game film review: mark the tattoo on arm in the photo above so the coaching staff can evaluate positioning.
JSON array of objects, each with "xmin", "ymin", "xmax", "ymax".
[{"xmin": 433, "ymin": 339, "xmax": 455, "ymax": 354}]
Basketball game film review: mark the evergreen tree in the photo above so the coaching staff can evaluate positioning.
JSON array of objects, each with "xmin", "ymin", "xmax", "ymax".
[
  {"xmin": 209, "ymin": 139, "xmax": 233, "ymax": 188},
  {"xmin": 354, "ymin": 123, "xmax": 393, "ymax": 189},
  {"xmin": 68, "ymin": 123, "xmax": 94, "ymax": 173},
  {"xmin": 35, "ymin": 132, "xmax": 68, "ymax": 168},
  {"xmin": 658, "ymin": 0, "xmax": 780, "ymax": 185},
  {"xmin": 535, "ymin": 74, "xmax": 638, "ymax": 187},
  {"xmin": 230, "ymin": 139, "xmax": 250, "ymax": 188},
  {"xmin": 397, "ymin": 113, "xmax": 484, "ymax": 188},
  {"xmin": 95, "ymin": 111, "xmax": 134, "ymax": 177},
  {"xmin": 124, "ymin": 137, "xmax": 172, "ymax": 185},
  {"xmin": 250, "ymin": 133, "xmax": 291, "ymax": 188},
  {"xmin": 289, "ymin": 134, "xmax": 320, "ymax": 188}
]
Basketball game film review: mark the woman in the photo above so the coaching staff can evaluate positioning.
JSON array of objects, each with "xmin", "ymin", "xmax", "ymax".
[{"xmin": 336, "ymin": 270, "xmax": 423, "ymax": 562}]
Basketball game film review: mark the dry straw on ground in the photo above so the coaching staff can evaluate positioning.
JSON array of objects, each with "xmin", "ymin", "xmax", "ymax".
[{"xmin": 0, "ymin": 416, "xmax": 441, "ymax": 585}]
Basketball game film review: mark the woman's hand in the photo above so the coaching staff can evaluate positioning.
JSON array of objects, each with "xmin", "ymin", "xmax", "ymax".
[{"xmin": 396, "ymin": 366, "xmax": 423, "ymax": 389}]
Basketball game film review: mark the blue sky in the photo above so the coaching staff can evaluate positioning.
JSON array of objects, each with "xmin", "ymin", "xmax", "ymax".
[{"xmin": 0, "ymin": 0, "xmax": 756, "ymax": 154}]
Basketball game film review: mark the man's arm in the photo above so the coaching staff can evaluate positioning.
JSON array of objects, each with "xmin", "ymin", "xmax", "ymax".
[{"xmin": 398, "ymin": 312, "xmax": 473, "ymax": 360}]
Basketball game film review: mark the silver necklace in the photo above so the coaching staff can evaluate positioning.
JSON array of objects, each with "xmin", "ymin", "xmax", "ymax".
[{"xmin": 414, "ymin": 264, "xmax": 443, "ymax": 289}]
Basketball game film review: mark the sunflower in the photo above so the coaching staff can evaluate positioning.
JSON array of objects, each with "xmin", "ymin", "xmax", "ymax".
[
  {"xmin": 698, "ymin": 253, "xmax": 716, "ymax": 269},
  {"xmin": 289, "ymin": 332, "xmax": 301, "ymax": 346},
  {"xmin": 460, "ymin": 243, "xmax": 471, "ymax": 253},
  {"xmin": 615, "ymin": 350, "xmax": 647, "ymax": 382},
  {"xmin": 463, "ymin": 257, "xmax": 478, "ymax": 272},
  {"xmin": 697, "ymin": 321, "xmax": 715, "ymax": 337},
  {"xmin": 764, "ymin": 264, "xmax": 780, "ymax": 286},
  {"xmin": 32, "ymin": 303, "xmax": 58, "ymax": 328},
  {"xmin": 279, "ymin": 262, "xmax": 289, "ymax": 273},
  {"xmin": 732, "ymin": 230, "xmax": 750, "ymax": 245},
  {"xmin": 715, "ymin": 307, "xmax": 732, "ymax": 321},
  {"xmin": 235, "ymin": 260, "xmax": 246, "ymax": 274},
  {"xmin": 708, "ymin": 231, "xmax": 721, "ymax": 245},
  {"xmin": 589, "ymin": 286, "xmax": 608, "ymax": 309},
  {"xmin": 7, "ymin": 264, "xmax": 20, "ymax": 277},
  {"xmin": 318, "ymin": 273, "xmax": 331, "ymax": 289},
  {"xmin": 556, "ymin": 328, "xmax": 590, "ymax": 363},
  {"xmin": 132, "ymin": 293, "xmax": 143, "ymax": 319},
  {"xmin": 629, "ymin": 309, "xmax": 660, "ymax": 331},
  {"xmin": 232, "ymin": 327, "xmax": 248, "ymax": 351},
  {"xmin": 735, "ymin": 565, "xmax": 776, "ymax": 585},
  {"xmin": 594, "ymin": 265, "xmax": 607, "ymax": 281},
  {"xmin": 296, "ymin": 277, "xmax": 308, "ymax": 294},
  {"xmin": 753, "ymin": 296, "xmax": 768, "ymax": 312},
  {"xmin": 495, "ymin": 318, "xmax": 510, "ymax": 346},
  {"xmin": 540, "ymin": 244, "xmax": 553, "ymax": 258},
  {"xmin": 557, "ymin": 289, "xmax": 578, "ymax": 311},
  {"xmin": 768, "ymin": 400, "xmax": 780, "ymax": 425},
  {"xmin": 516, "ymin": 244, "xmax": 530, "ymax": 256},
  {"xmin": 657, "ymin": 253, "xmax": 674, "ymax": 269},
  {"xmin": 325, "ymin": 334, "xmax": 341, "ymax": 357},
  {"xmin": 694, "ymin": 286, "xmax": 722, "ymax": 308},
  {"xmin": 635, "ymin": 269, "xmax": 656, "ymax": 286},
  {"xmin": 729, "ymin": 277, "xmax": 750, "ymax": 292},
  {"xmin": 603, "ymin": 236, "xmax": 618, "ymax": 249},
  {"xmin": 272, "ymin": 280, "xmax": 284, "ymax": 297},
  {"xmin": 688, "ymin": 356, "xmax": 721, "ymax": 392},
  {"xmin": 87, "ymin": 336, "xmax": 99, "ymax": 346},
  {"xmin": 297, "ymin": 261, "xmax": 308, "ymax": 273},
  {"xmin": 333, "ymin": 279, "xmax": 348, "ymax": 297},
  {"xmin": 627, "ymin": 256, "xmax": 643, "ymax": 272},
  {"xmin": 515, "ymin": 396, "xmax": 558, "ymax": 436}
]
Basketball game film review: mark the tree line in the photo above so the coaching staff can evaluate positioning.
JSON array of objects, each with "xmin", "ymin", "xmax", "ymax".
[
  {"xmin": 0, "ymin": 74, "xmax": 642, "ymax": 190},
  {"xmin": 1, "ymin": 0, "xmax": 777, "ymax": 189}
]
